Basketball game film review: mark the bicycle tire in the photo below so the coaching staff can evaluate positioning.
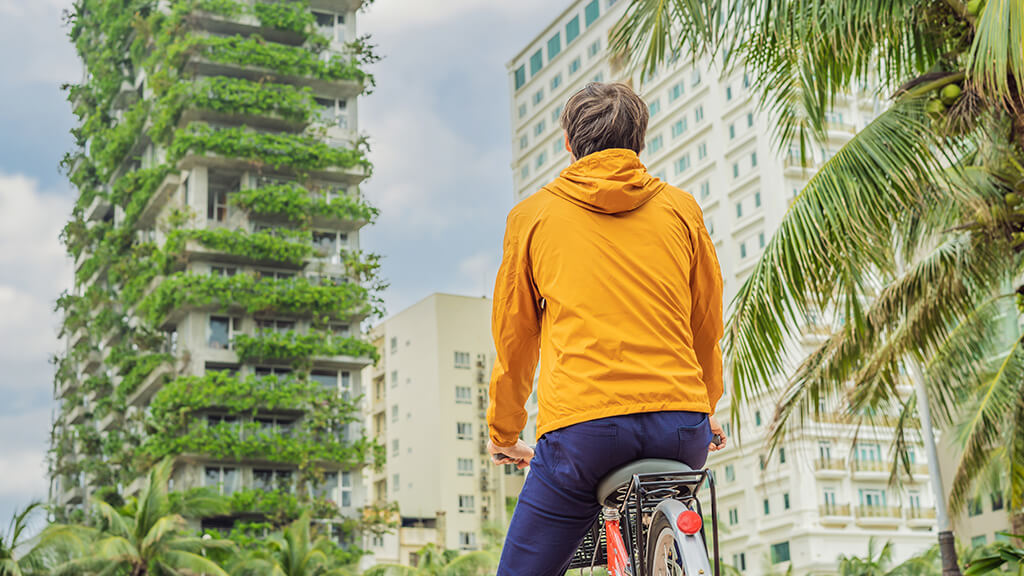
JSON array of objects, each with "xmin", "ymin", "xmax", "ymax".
[{"xmin": 646, "ymin": 513, "xmax": 684, "ymax": 575}]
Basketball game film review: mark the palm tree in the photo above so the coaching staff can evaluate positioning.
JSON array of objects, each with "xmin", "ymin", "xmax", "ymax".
[
  {"xmin": 363, "ymin": 543, "xmax": 497, "ymax": 576},
  {"xmin": 50, "ymin": 457, "xmax": 233, "ymax": 575},
  {"xmin": 613, "ymin": 0, "xmax": 1024, "ymax": 571},
  {"xmin": 227, "ymin": 512, "xmax": 358, "ymax": 576},
  {"xmin": 0, "ymin": 502, "xmax": 51, "ymax": 576},
  {"xmin": 839, "ymin": 539, "xmax": 943, "ymax": 576}
]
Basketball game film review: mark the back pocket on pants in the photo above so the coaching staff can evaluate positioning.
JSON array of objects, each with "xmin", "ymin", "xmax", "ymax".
[{"xmin": 676, "ymin": 414, "xmax": 710, "ymax": 469}]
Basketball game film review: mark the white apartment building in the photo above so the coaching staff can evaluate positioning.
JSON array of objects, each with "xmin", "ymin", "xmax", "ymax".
[
  {"xmin": 509, "ymin": 1, "xmax": 939, "ymax": 573},
  {"xmin": 361, "ymin": 293, "xmax": 526, "ymax": 567}
]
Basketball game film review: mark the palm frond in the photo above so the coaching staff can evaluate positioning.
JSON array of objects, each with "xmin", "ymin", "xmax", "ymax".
[
  {"xmin": 159, "ymin": 549, "xmax": 229, "ymax": 576},
  {"xmin": 967, "ymin": 0, "xmax": 1024, "ymax": 105},
  {"xmin": 950, "ymin": 337, "xmax": 1024, "ymax": 512},
  {"xmin": 724, "ymin": 95, "xmax": 954, "ymax": 430}
]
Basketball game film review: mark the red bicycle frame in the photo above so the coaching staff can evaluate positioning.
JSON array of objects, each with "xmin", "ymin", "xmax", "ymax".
[{"xmin": 604, "ymin": 508, "xmax": 632, "ymax": 576}]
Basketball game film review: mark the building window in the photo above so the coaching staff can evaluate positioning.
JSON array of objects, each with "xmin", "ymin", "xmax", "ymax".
[
  {"xmin": 759, "ymin": 232, "xmax": 766, "ymax": 249},
  {"xmin": 390, "ymin": 370, "xmax": 398, "ymax": 388},
  {"xmin": 734, "ymin": 553, "xmax": 747, "ymax": 571},
  {"xmin": 518, "ymin": 103, "xmax": 527, "ymax": 119},
  {"xmin": 728, "ymin": 508, "xmax": 738, "ymax": 525},
  {"xmin": 393, "ymin": 474, "xmax": 399, "ymax": 493},
  {"xmin": 763, "ymin": 498, "xmax": 770, "ymax": 515},
  {"xmin": 694, "ymin": 105, "xmax": 704, "ymax": 123},
  {"xmin": 514, "ymin": 65, "xmax": 526, "ymax": 90},
  {"xmin": 565, "ymin": 15, "xmax": 580, "ymax": 44},
  {"xmin": 569, "ymin": 57, "xmax": 582, "ymax": 75},
  {"xmin": 648, "ymin": 99, "xmax": 661, "ymax": 117},
  {"xmin": 724, "ymin": 464, "xmax": 735, "ymax": 482},
  {"xmin": 457, "ymin": 458, "xmax": 474, "ymax": 476},
  {"xmin": 391, "ymin": 405, "xmax": 398, "ymax": 423},
  {"xmin": 536, "ymin": 152, "xmax": 547, "ymax": 169},
  {"xmin": 592, "ymin": 72, "xmax": 604, "ymax": 82},
  {"xmin": 728, "ymin": 124, "xmax": 736, "ymax": 139},
  {"xmin": 654, "ymin": 170, "xmax": 667, "ymax": 181},
  {"xmin": 529, "ymin": 49, "xmax": 543, "ymax": 76},
  {"xmin": 743, "ymin": 73, "xmax": 751, "ymax": 88},
  {"xmin": 588, "ymin": 39, "xmax": 601, "ymax": 59},
  {"xmin": 210, "ymin": 265, "xmax": 236, "ymax": 277},
  {"xmin": 204, "ymin": 466, "xmax": 238, "ymax": 495},
  {"xmin": 671, "ymin": 118, "xmax": 687, "ymax": 138},
  {"xmin": 551, "ymin": 73, "xmax": 562, "ymax": 91},
  {"xmin": 454, "ymin": 351, "xmax": 471, "ymax": 368},
  {"xmin": 456, "ymin": 422, "xmax": 472, "ymax": 440},
  {"xmin": 520, "ymin": 165, "xmax": 529, "ymax": 181},
  {"xmin": 669, "ymin": 81, "xmax": 685, "ymax": 102},
  {"xmin": 732, "ymin": 162, "xmax": 740, "ymax": 179},
  {"xmin": 736, "ymin": 201, "xmax": 743, "ymax": 219},
  {"xmin": 253, "ymin": 469, "xmax": 293, "ymax": 493},
  {"xmin": 783, "ymin": 493, "xmax": 791, "ymax": 510},
  {"xmin": 207, "ymin": 187, "xmax": 229, "ymax": 221},
  {"xmin": 779, "ymin": 447, "xmax": 786, "ymax": 464},
  {"xmin": 547, "ymin": 32, "xmax": 561, "ymax": 60},
  {"xmin": 699, "ymin": 181, "xmax": 711, "ymax": 200},
  {"xmin": 726, "ymin": 85, "xmax": 733, "ymax": 101},
  {"xmin": 674, "ymin": 154, "xmax": 691, "ymax": 174},
  {"xmin": 208, "ymin": 316, "xmax": 240, "ymax": 350},
  {"xmin": 391, "ymin": 438, "xmax": 399, "ymax": 457},
  {"xmin": 754, "ymin": 191, "xmax": 762, "ymax": 208},
  {"xmin": 584, "ymin": 0, "xmax": 600, "ymax": 26},
  {"xmin": 770, "ymin": 542, "xmax": 791, "ymax": 564},
  {"xmin": 534, "ymin": 120, "xmax": 546, "ymax": 137},
  {"xmin": 311, "ymin": 370, "xmax": 351, "ymax": 400},
  {"xmin": 458, "ymin": 495, "xmax": 475, "ymax": 513},
  {"xmin": 648, "ymin": 135, "xmax": 663, "ymax": 154},
  {"xmin": 533, "ymin": 89, "xmax": 544, "ymax": 106},
  {"xmin": 968, "ymin": 497, "xmax": 983, "ymax": 516},
  {"xmin": 971, "ymin": 535, "xmax": 987, "ymax": 548},
  {"xmin": 697, "ymin": 142, "xmax": 707, "ymax": 160},
  {"xmin": 747, "ymin": 112, "xmax": 755, "ymax": 127},
  {"xmin": 455, "ymin": 386, "xmax": 472, "ymax": 404},
  {"xmin": 459, "ymin": 532, "xmax": 477, "ymax": 550},
  {"xmin": 740, "ymin": 242, "xmax": 748, "ymax": 259},
  {"xmin": 706, "ymin": 218, "xmax": 714, "ymax": 236},
  {"xmin": 751, "ymin": 151, "xmax": 758, "ymax": 167},
  {"xmin": 553, "ymin": 138, "xmax": 563, "ymax": 154},
  {"xmin": 340, "ymin": 471, "xmax": 352, "ymax": 507},
  {"xmin": 991, "ymin": 492, "xmax": 1004, "ymax": 511},
  {"xmin": 691, "ymin": 68, "xmax": 701, "ymax": 87},
  {"xmin": 519, "ymin": 135, "xmax": 528, "ymax": 150}
]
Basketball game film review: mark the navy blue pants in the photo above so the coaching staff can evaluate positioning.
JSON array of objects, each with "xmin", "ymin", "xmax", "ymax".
[{"xmin": 497, "ymin": 411, "xmax": 712, "ymax": 576}]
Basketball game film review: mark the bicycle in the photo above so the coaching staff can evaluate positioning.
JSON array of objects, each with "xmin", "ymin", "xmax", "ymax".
[{"xmin": 566, "ymin": 438, "xmax": 723, "ymax": 576}]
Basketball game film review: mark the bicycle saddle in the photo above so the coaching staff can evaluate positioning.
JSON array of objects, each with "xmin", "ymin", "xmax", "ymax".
[{"xmin": 595, "ymin": 459, "xmax": 696, "ymax": 508}]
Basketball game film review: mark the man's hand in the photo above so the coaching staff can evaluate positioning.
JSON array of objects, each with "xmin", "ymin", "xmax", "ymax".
[
  {"xmin": 709, "ymin": 415, "xmax": 727, "ymax": 452},
  {"xmin": 487, "ymin": 438, "xmax": 534, "ymax": 470}
]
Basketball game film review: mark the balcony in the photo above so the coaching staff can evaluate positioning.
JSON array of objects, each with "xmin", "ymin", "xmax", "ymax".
[
  {"xmin": 56, "ymin": 377, "xmax": 78, "ymax": 399},
  {"xmin": 819, "ymin": 503, "xmax": 852, "ymax": 527},
  {"xmin": 852, "ymin": 459, "xmax": 889, "ymax": 480},
  {"xmin": 80, "ymin": 348, "xmax": 102, "ymax": 375},
  {"xmin": 310, "ymin": 0, "xmax": 365, "ymax": 12},
  {"xmin": 98, "ymin": 411, "xmax": 120, "ymax": 433},
  {"xmin": 783, "ymin": 155, "xmax": 818, "ymax": 176},
  {"xmin": 906, "ymin": 507, "xmax": 937, "ymax": 528},
  {"xmin": 814, "ymin": 458, "xmax": 847, "ymax": 478},
  {"xmin": 188, "ymin": 0, "xmax": 307, "ymax": 46},
  {"xmin": 59, "ymin": 485, "xmax": 84, "ymax": 507},
  {"xmin": 85, "ymin": 194, "xmax": 113, "ymax": 222},
  {"xmin": 135, "ymin": 172, "xmax": 180, "ymax": 229},
  {"xmin": 67, "ymin": 326, "xmax": 88, "ymax": 351},
  {"xmin": 65, "ymin": 404, "xmax": 88, "ymax": 425},
  {"xmin": 183, "ymin": 55, "xmax": 363, "ymax": 102},
  {"xmin": 855, "ymin": 506, "xmax": 902, "ymax": 527},
  {"xmin": 126, "ymin": 362, "xmax": 175, "ymax": 407}
]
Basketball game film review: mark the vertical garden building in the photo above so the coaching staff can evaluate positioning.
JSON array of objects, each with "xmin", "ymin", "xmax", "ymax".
[{"xmin": 51, "ymin": 0, "xmax": 382, "ymax": 540}]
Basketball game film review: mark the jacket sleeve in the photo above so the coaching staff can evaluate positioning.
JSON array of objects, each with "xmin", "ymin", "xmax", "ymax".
[
  {"xmin": 690, "ymin": 219, "xmax": 724, "ymax": 414},
  {"xmin": 487, "ymin": 209, "xmax": 541, "ymax": 447}
]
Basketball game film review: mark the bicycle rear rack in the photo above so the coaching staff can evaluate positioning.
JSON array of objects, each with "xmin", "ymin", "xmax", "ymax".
[{"xmin": 567, "ymin": 469, "xmax": 720, "ymax": 576}]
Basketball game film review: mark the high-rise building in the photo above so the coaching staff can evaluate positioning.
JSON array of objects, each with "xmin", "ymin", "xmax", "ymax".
[
  {"xmin": 362, "ymin": 293, "xmax": 526, "ymax": 566},
  {"xmin": 509, "ymin": 1, "xmax": 939, "ymax": 573},
  {"xmin": 52, "ymin": 0, "xmax": 380, "ymax": 544}
]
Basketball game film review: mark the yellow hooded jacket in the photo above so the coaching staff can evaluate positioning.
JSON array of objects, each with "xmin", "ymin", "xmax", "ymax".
[{"xmin": 487, "ymin": 148, "xmax": 724, "ymax": 447}]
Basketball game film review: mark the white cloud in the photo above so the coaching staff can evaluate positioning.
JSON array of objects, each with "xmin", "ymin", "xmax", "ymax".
[
  {"xmin": 456, "ymin": 250, "xmax": 498, "ymax": 298},
  {"xmin": 0, "ymin": 0, "xmax": 78, "ymax": 84},
  {"xmin": 0, "ymin": 174, "xmax": 71, "ymax": 524},
  {"xmin": 366, "ymin": 0, "xmax": 563, "ymax": 33}
]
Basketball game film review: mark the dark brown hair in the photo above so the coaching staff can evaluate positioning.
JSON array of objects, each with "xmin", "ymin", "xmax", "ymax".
[{"xmin": 559, "ymin": 82, "xmax": 649, "ymax": 160}]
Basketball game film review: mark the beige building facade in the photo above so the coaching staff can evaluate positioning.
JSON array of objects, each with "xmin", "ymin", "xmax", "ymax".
[{"xmin": 361, "ymin": 293, "xmax": 525, "ymax": 567}]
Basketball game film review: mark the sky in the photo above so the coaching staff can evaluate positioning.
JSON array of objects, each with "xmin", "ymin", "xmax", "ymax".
[{"xmin": 0, "ymin": 0, "xmax": 568, "ymax": 527}]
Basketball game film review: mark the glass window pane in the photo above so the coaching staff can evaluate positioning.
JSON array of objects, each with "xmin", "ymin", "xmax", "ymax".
[
  {"xmin": 209, "ymin": 317, "xmax": 229, "ymax": 349},
  {"xmin": 222, "ymin": 468, "xmax": 238, "ymax": 494}
]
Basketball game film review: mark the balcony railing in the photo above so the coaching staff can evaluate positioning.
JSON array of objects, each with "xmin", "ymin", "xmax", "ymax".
[
  {"xmin": 814, "ymin": 458, "xmax": 846, "ymax": 471},
  {"xmin": 819, "ymin": 503, "xmax": 851, "ymax": 517},
  {"xmin": 907, "ymin": 507, "xmax": 937, "ymax": 520},
  {"xmin": 857, "ymin": 505, "xmax": 901, "ymax": 518},
  {"xmin": 852, "ymin": 459, "xmax": 888, "ymax": 473}
]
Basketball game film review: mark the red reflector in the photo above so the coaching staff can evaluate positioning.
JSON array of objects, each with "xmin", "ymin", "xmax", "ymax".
[{"xmin": 677, "ymin": 510, "xmax": 702, "ymax": 535}]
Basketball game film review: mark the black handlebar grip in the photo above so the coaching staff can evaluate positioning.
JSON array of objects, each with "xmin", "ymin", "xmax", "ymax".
[
  {"xmin": 712, "ymin": 434, "xmax": 724, "ymax": 447},
  {"xmin": 492, "ymin": 453, "xmax": 510, "ymax": 463}
]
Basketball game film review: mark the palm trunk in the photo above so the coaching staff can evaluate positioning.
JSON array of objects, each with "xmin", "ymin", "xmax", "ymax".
[
  {"xmin": 1012, "ymin": 512, "xmax": 1024, "ymax": 544},
  {"xmin": 908, "ymin": 360, "xmax": 962, "ymax": 576}
]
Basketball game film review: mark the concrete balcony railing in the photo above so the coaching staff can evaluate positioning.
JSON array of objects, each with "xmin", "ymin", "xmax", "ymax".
[
  {"xmin": 59, "ymin": 485, "xmax": 84, "ymax": 507},
  {"xmin": 65, "ymin": 403, "xmax": 88, "ymax": 426},
  {"xmin": 819, "ymin": 503, "xmax": 852, "ymax": 526},
  {"xmin": 907, "ymin": 507, "xmax": 937, "ymax": 520},
  {"xmin": 853, "ymin": 459, "xmax": 888, "ymax": 473}
]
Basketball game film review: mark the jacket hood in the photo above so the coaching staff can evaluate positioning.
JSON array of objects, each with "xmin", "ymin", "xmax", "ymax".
[{"xmin": 543, "ymin": 148, "xmax": 665, "ymax": 214}]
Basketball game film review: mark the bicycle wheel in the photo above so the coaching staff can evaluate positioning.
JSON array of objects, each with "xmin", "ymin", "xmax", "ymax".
[{"xmin": 646, "ymin": 513, "xmax": 684, "ymax": 576}]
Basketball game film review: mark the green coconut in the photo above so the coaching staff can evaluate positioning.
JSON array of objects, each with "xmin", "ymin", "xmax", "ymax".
[
  {"xmin": 941, "ymin": 83, "xmax": 962, "ymax": 105},
  {"xmin": 967, "ymin": 0, "xmax": 983, "ymax": 16},
  {"xmin": 1006, "ymin": 192, "xmax": 1022, "ymax": 206},
  {"xmin": 926, "ymin": 99, "xmax": 947, "ymax": 117}
]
